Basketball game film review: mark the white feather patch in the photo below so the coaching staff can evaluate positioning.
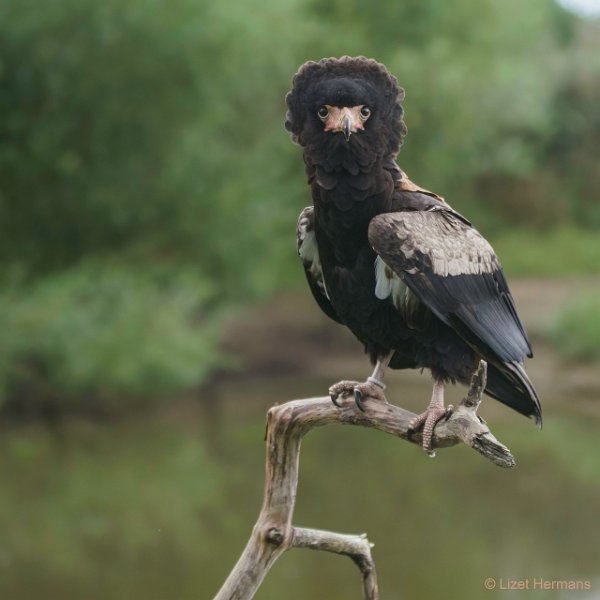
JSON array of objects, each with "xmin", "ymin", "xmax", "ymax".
[
  {"xmin": 374, "ymin": 256, "xmax": 406, "ymax": 308},
  {"xmin": 298, "ymin": 224, "xmax": 330, "ymax": 299}
]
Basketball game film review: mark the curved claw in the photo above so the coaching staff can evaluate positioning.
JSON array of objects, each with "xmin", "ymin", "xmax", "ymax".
[
  {"xmin": 443, "ymin": 405, "xmax": 454, "ymax": 421},
  {"xmin": 330, "ymin": 394, "xmax": 342, "ymax": 408},
  {"xmin": 406, "ymin": 417, "xmax": 420, "ymax": 435},
  {"xmin": 354, "ymin": 388, "xmax": 366, "ymax": 412}
]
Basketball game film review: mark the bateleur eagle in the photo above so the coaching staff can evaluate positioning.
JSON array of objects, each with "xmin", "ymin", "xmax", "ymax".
[{"xmin": 286, "ymin": 56, "xmax": 541, "ymax": 454}]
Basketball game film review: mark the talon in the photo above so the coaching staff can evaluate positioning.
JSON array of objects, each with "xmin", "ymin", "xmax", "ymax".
[
  {"xmin": 328, "ymin": 379, "xmax": 386, "ymax": 413},
  {"xmin": 407, "ymin": 412, "xmax": 427, "ymax": 434},
  {"xmin": 330, "ymin": 394, "xmax": 342, "ymax": 408},
  {"xmin": 443, "ymin": 404, "xmax": 454, "ymax": 421},
  {"xmin": 354, "ymin": 388, "xmax": 366, "ymax": 412}
]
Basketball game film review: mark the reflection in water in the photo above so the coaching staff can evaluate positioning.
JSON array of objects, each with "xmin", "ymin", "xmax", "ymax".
[{"xmin": 0, "ymin": 376, "xmax": 598, "ymax": 600}]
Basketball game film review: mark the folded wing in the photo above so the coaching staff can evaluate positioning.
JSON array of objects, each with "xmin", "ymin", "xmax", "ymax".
[
  {"xmin": 297, "ymin": 206, "xmax": 342, "ymax": 324},
  {"xmin": 368, "ymin": 207, "xmax": 532, "ymax": 364}
]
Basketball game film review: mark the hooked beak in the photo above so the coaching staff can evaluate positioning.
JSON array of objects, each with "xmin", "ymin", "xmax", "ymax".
[{"xmin": 341, "ymin": 114, "xmax": 352, "ymax": 142}]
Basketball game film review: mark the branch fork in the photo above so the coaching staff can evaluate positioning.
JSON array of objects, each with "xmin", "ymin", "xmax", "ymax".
[{"xmin": 214, "ymin": 361, "xmax": 514, "ymax": 600}]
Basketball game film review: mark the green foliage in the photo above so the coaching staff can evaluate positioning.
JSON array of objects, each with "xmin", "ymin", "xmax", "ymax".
[
  {"xmin": 547, "ymin": 292, "xmax": 600, "ymax": 362},
  {"xmin": 0, "ymin": 0, "xmax": 309, "ymax": 291},
  {"xmin": 490, "ymin": 228, "xmax": 600, "ymax": 277},
  {"xmin": 0, "ymin": 263, "xmax": 221, "ymax": 413},
  {"xmin": 0, "ymin": 0, "xmax": 598, "ymax": 412}
]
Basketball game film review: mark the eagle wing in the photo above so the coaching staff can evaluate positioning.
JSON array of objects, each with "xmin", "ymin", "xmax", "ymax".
[
  {"xmin": 297, "ymin": 206, "xmax": 342, "ymax": 324},
  {"xmin": 368, "ymin": 207, "xmax": 532, "ymax": 364}
]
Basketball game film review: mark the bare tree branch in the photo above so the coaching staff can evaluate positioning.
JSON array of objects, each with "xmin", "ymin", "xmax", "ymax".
[
  {"xmin": 213, "ymin": 361, "xmax": 514, "ymax": 600},
  {"xmin": 292, "ymin": 527, "xmax": 378, "ymax": 599}
]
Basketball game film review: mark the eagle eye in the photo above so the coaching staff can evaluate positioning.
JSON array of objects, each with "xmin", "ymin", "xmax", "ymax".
[
  {"xmin": 359, "ymin": 106, "xmax": 371, "ymax": 121},
  {"xmin": 317, "ymin": 106, "xmax": 329, "ymax": 120}
]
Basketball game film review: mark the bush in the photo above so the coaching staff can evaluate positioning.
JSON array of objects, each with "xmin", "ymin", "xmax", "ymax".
[{"xmin": 0, "ymin": 263, "xmax": 222, "ymax": 415}]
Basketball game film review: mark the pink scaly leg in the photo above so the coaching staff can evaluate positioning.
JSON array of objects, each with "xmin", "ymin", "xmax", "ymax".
[{"xmin": 408, "ymin": 380, "xmax": 453, "ymax": 457}]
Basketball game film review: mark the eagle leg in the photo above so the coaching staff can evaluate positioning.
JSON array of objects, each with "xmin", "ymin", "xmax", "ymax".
[
  {"xmin": 329, "ymin": 354, "xmax": 391, "ymax": 411},
  {"xmin": 408, "ymin": 380, "xmax": 454, "ymax": 457}
]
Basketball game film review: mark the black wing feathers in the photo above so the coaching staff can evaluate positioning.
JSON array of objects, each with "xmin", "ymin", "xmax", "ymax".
[
  {"xmin": 297, "ymin": 207, "xmax": 343, "ymax": 324},
  {"xmin": 368, "ymin": 209, "xmax": 533, "ymax": 364},
  {"xmin": 486, "ymin": 361, "xmax": 542, "ymax": 425}
]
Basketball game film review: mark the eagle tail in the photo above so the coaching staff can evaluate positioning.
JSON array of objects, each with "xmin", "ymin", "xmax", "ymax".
[{"xmin": 485, "ymin": 361, "xmax": 542, "ymax": 426}]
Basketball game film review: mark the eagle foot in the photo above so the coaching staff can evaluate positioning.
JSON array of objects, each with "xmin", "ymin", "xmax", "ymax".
[
  {"xmin": 408, "ymin": 405, "xmax": 454, "ymax": 457},
  {"xmin": 329, "ymin": 380, "xmax": 387, "ymax": 412}
]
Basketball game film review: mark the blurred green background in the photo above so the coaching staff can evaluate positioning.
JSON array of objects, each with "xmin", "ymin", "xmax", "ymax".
[{"xmin": 1, "ymin": 0, "xmax": 599, "ymax": 598}]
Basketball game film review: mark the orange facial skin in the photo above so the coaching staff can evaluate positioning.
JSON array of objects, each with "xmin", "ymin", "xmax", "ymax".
[{"xmin": 320, "ymin": 105, "xmax": 367, "ymax": 141}]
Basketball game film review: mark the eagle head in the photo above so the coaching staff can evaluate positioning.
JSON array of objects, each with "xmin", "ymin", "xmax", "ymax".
[{"xmin": 285, "ymin": 56, "xmax": 407, "ymax": 169}]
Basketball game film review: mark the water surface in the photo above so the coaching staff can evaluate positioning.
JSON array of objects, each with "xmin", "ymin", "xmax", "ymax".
[{"xmin": 0, "ymin": 374, "xmax": 598, "ymax": 599}]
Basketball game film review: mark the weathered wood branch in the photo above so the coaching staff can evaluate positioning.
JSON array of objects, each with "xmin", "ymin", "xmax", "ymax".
[
  {"xmin": 292, "ymin": 527, "xmax": 378, "ymax": 599},
  {"xmin": 213, "ymin": 361, "xmax": 514, "ymax": 600}
]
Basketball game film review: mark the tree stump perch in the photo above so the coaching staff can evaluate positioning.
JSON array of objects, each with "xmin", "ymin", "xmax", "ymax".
[{"xmin": 213, "ymin": 361, "xmax": 514, "ymax": 600}]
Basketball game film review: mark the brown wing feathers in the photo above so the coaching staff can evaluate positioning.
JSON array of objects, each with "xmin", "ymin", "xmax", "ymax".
[
  {"xmin": 287, "ymin": 56, "xmax": 540, "ymax": 424},
  {"xmin": 368, "ymin": 209, "xmax": 532, "ymax": 363}
]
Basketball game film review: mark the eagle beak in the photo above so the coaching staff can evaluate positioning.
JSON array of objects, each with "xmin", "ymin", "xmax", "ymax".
[
  {"xmin": 341, "ymin": 114, "xmax": 353, "ymax": 142},
  {"xmin": 323, "ymin": 106, "xmax": 364, "ymax": 140}
]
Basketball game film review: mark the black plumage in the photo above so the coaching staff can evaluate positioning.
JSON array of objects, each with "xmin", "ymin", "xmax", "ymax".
[{"xmin": 286, "ymin": 56, "xmax": 541, "ymax": 450}]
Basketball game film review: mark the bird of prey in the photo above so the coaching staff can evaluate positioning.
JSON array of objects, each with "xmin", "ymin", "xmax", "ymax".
[{"xmin": 286, "ymin": 56, "xmax": 541, "ymax": 454}]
